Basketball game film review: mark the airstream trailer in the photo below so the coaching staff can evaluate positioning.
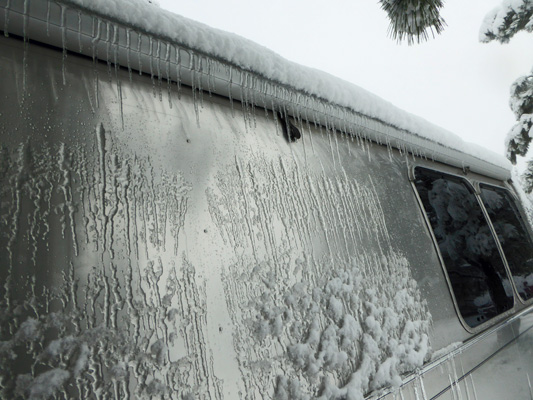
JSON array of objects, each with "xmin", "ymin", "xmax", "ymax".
[{"xmin": 1, "ymin": 1, "xmax": 533, "ymax": 399}]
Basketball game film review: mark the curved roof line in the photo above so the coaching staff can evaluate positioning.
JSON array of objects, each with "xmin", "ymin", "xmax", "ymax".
[{"xmin": 2, "ymin": 0, "xmax": 512, "ymax": 179}]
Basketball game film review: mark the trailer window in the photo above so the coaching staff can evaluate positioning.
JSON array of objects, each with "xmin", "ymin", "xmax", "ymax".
[
  {"xmin": 479, "ymin": 184, "xmax": 533, "ymax": 301},
  {"xmin": 414, "ymin": 167, "xmax": 513, "ymax": 328}
]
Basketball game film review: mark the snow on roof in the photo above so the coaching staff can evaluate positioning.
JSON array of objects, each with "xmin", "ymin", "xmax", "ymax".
[{"xmin": 17, "ymin": 0, "xmax": 514, "ymax": 177}]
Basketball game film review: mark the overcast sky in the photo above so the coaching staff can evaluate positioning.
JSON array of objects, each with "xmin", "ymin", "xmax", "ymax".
[{"xmin": 158, "ymin": 0, "xmax": 533, "ymax": 156}]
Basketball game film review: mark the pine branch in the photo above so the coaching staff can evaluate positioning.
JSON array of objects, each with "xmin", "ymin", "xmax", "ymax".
[
  {"xmin": 522, "ymin": 159, "xmax": 533, "ymax": 193},
  {"xmin": 480, "ymin": 0, "xmax": 533, "ymax": 44},
  {"xmin": 509, "ymin": 74, "xmax": 533, "ymax": 118},
  {"xmin": 380, "ymin": 0, "xmax": 446, "ymax": 45},
  {"xmin": 505, "ymin": 114, "xmax": 533, "ymax": 164}
]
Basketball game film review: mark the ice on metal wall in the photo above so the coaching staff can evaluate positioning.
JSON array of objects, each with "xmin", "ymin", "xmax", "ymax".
[
  {"xmin": 207, "ymin": 157, "xmax": 431, "ymax": 399},
  {"xmin": 0, "ymin": 20, "xmax": 435, "ymax": 399},
  {"xmin": 0, "ymin": 127, "xmax": 225, "ymax": 398}
]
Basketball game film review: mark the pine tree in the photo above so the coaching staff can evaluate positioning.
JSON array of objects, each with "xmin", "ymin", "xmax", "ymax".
[
  {"xmin": 479, "ymin": 0, "xmax": 533, "ymax": 44},
  {"xmin": 480, "ymin": 0, "xmax": 533, "ymax": 190},
  {"xmin": 522, "ymin": 159, "xmax": 533, "ymax": 192},
  {"xmin": 379, "ymin": 0, "xmax": 446, "ymax": 45},
  {"xmin": 505, "ymin": 75, "xmax": 533, "ymax": 164},
  {"xmin": 382, "ymin": 1, "xmax": 533, "ymax": 190}
]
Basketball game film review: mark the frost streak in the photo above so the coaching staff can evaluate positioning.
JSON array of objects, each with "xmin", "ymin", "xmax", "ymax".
[
  {"xmin": 209, "ymin": 157, "xmax": 432, "ymax": 399},
  {"xmin": 0, "ymin": 130, "xmax": 219, "ymax": 398}
]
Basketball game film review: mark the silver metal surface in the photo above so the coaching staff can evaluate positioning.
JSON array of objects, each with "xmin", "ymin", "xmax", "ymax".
[
  {"xmin": 374, "ymin": 304, "xmax": 533, "ymax": 399},
  {"xmin": 1, "ymin": 10, "xmax": 533, "ymax": 399}
]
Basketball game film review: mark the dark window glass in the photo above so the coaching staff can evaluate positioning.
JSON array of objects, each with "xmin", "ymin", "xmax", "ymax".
[
  {"xmin": 480, "ymin": 184, "xmax": 533, "ymax": 301},
  {"xmin": 414, "ymin": 168, "xmax": 513, "ymax": 328}
]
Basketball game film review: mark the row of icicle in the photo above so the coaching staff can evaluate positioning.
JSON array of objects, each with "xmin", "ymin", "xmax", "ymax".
[{"xmin": 1, "ymin": 0, "xmax": 442, "ymax": 164}]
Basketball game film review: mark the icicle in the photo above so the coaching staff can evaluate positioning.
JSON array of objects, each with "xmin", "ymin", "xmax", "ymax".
[
  {"xmin": 527, "ymin": 374, "xmax": 533, "ymax": 400},
  {"xmin": 228, "ymin": 65, "xmax": 234, "ymax": 115},
  {"xmin": 126, "ymin": 28, "xmax": 132, "ymax": 81},
  {"xmin": 239, "ymin": 71, "xmax": 249, "ymax": 132},
  {"xmin": 91, "ymin": 17, "xmax": 101, "ymax": 62},
  {"xmin": 470, "ymin": 374, "xmax": 478, "ymax": 400},
  {"xmin": 106, "ymin": 23, "xmax": 112, "ymax": 82},
  {"xmin": 211, "ymin": 59, "xmax": 219, "ymax": 95},
  {"xmin": 260, "ymin": 78, "xmax": 269, "ymax": 117},
  {"xmin": 419, "ymin": 373, "xmax": 428, "ymax": 400},
  {"xmin": 60, "ymin": 5, "xmax": 67, "ymax": 85},
  {"xmin": 22, "ymin": 44, "xmax": 28, "ymax": 100},
  {"xmin": 21, "ymin": 0, "xmax": 30, "ymax": 98},
  {"xmin": 386, "ymin": 136, "xmax": 394, "ymax": 161},
  {"xmin": 137, "ymin": 33, "xmax": 143, "ymax": 75},
  {"xmin": 156, "ymin": 40, "xmax": 163, "ymax": 102},
  {"xmin": 196, "ymin": 56, "xmax": 204, "ymax": 108},
  {"xmin": 22, "ymin": 0, "xmax": 29, "ymax": 41},
  {"xmin": 165, "ymin": 43, "xmax": 172, "ymax": 109},
  {"xmin": 205, "ymin": 58, "xmax": 214, "ymax": 97},
  {"xmin": 460, "ymin": 362, "xmax": 472, "ymax": 400},
  {"xmin": 94, "ymin": 71, "xmax": 99, "ymax": 109},
  {"xmin": 113, "ymin": 25, "xmax": 120, "ymax": 75},
  {"xmin": 113, "ymin": 27, "xmax": 124, "ymax": 131},
  {"xmin": 174, "ymin": 45, "xmax": 182, "ymax": 99},
  {"xmin": 243, "ymin": 72, "xmax": 255, "ymax": 132},
  {"xmin": 113, "ymin": 24, "xmax": 119, "ymax": 69},
  {"xmin": 148, "ymin": 37, "xmax": 154, "ymax": 89},
  {"xmin": 306, "ymin": 108, "xmax": 317, "ymax": 152},
  {"xmin": 92, "ymin": 19, "xmax": 101, "ymax": 108},
  {"xmin": 46, "ymin": 0, "xmax": 51, "ymax": 36},
  {"xmin": 4, "ymin": 0, "xmax": 11, "ymax": 37},
  {"xmin": 77, "ymin": 11, "xmax": 83, "ymax": 52},
  {"xmin": 190, "ymin": 52, "xmax": 200, "ymax": 127},
  {"xmin": 149, "ymin": 39, "xmax": 158, "ymax": 98},
  {"xmin": 249, "ymin": 75, "xmax": 257, "ymax": 129},
  {"xmin": 447, "ymin": 355, "xmax": 461, "ymax": 400},
  {"xmin": 413, "ymin": 381, "xmax": 421, "ymax": 400},
  {"xmin": 105, "ymin": 22, "xmax": 110, "ymax": 60}
]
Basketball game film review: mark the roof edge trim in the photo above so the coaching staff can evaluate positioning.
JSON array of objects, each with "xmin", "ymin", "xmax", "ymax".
[{"xmin": 1, "ymin": 0, "xmax": 512, "ymax": 180}]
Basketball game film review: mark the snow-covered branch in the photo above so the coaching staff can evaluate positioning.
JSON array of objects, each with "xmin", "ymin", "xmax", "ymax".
[
  {"xmin": 479, "ymin": 0, "xmax": 533, "ymax": 43},
  {"xmin": 380, "ymin": 0, "xmax": 446, "ymax": 45}
]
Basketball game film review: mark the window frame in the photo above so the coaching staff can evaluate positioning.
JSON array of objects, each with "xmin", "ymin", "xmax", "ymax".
[
  {"xmin": 409, "ymin": 165, "xmax": 518, "ymax": 334},
  {"xmin": 474, "ymin": 180, "xmax": 533, "ymax": 306}
]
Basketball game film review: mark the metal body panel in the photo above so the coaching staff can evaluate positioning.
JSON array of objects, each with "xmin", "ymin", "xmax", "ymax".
[
  {"xmin": 452, "ymin": 312, "xmax": 533, "ymax": 400},
  {"xmin": 375, "ymin": 306, "xmax": 533, "ymax": 399},
  {"xmin": 1, "ymin": 23, "xmax": 532, "ymax": 400}
]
